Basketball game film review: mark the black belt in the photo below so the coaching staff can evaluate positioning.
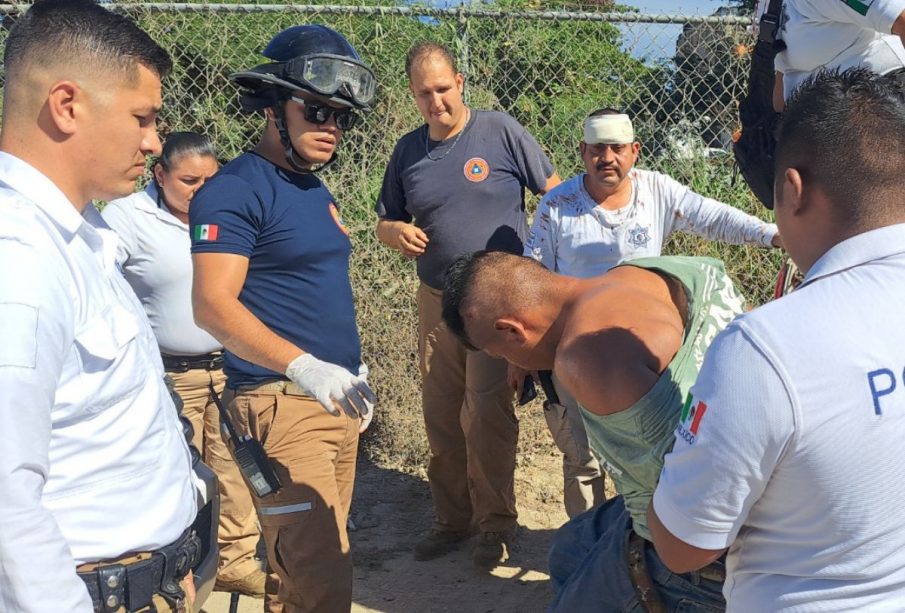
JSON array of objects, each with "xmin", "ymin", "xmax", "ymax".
[
  {"xmin": 162, "ymin": 352, "xmax": 224, "ymax": 373},
  {"xmin": 78, "ymin": 529, "xmax": 201, "ymax": 613}
]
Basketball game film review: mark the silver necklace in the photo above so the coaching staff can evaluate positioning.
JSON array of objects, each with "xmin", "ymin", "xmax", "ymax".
[{"xmin": 425, "ymin": 109, "xmax": 471, "ymax": 162}]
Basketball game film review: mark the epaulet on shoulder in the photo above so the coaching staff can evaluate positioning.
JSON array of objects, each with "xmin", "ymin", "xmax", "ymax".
[{"xmin": 0, "ymin": 192, "xmax": 43, "ymax": 247}]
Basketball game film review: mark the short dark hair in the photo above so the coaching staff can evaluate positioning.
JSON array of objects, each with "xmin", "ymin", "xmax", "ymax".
[
  {"xmin": 445, "ymin": 251, "xmax": 494, "ymax": 350},
  {"xmin": 587, "ymin": 107, "xmax": 623, "ymax": 118},
  {"xmin": 156, "ymin": 132, "xmax": 218, "ymax": 171},
  {"xmin": 4, "ymin": 0, "xmax": 172, "ymax": 87},
  {"xmin": 405, "ymin": 41, "xmax": 458, "ymax": 80},
  {"xmin": 776, "ymin": 67, "xmax": 905, "ymax": 224},
  {"xmin": 442, "ymin": 250, "xmax": 552, "ymax": 350},
  {"xmin": 442, "ymin": 251, "xmax": 486, "ymax": 350}
]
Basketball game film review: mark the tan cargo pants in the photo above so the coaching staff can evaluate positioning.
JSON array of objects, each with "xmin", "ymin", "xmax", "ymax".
[
  {"xmin": 417, "ymin": 283, "xmax": 518, "ymax": 534},
  {"xmin": 170, "ymin": 368, "xmax": 261, "ymax": 583},
  {"xmin": 544, "ymin": 375, "xmax": 606, "ymax": 518},
  {"xmin": 222, "ymin": 383, "xmax": 359, "ymax": 613}
]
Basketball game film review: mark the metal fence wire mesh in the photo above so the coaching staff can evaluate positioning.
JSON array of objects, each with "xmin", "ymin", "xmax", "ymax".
[{"xmin": 0, "ymin": 3, "xmax": 781, "ymax": 468}]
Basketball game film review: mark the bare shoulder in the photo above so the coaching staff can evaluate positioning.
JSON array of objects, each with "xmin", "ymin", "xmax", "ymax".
[{"xmin": 554, "ymin": 268, "xmax": 685, "ymax": 416}]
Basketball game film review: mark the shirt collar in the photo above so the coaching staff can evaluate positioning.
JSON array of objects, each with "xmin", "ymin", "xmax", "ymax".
[
  {"xmin": 0, "ymin": 151, "xmax": 87, "ymax": 240},
  {"xmin": 134, "ymin": 182, "xmax": 188, "ymax": 230},
  {"xmin": 800, "ymin": 223, "xmax": 905, "ymax": 287}
]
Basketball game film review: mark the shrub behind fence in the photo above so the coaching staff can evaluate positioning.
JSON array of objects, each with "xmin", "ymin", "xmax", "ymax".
[{"xmin": 0, "ymin": 2, "xmax": 780, "ymax": 468}]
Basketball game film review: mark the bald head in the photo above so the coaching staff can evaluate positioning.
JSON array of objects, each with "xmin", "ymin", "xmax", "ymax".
[
  {"xmin": 2, "ymin": 0, "xmax": 171, "ymax": 121},
  {"xmin": 442, "ymin": 251, "xmax": 558, "ymax": 350}
]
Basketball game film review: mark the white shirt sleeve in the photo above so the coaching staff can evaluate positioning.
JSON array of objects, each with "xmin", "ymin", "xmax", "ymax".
[
  {"xmin": 659, "ymin": 173, "xmax": 778, "ymax": 247},
  {"xmin": 652, "ymin": 321, "xmax": 795, "ymax": 550},
  {"xmin": 101, "ymin": 198, "xmax": 138, "ymax": 266},
  {"xmin": 0, "ymin": 239, "xmax": 93, "ymax": 611},
  {"xmin": 523, "ymin": 193, "xmax": 559, "ymax": 271},
  {"xmin": 814, "ymin": 0, "xmax": 905, "ymax": 35}
]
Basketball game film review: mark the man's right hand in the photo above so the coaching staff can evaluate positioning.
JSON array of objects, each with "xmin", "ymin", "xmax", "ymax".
[
  {"xmin": 395, "ymin": 223, "xmax": 429, "ymax": 258},
  {"xmin": 286, "ymin": 354, "xmax": 377, "ymax": 420}
]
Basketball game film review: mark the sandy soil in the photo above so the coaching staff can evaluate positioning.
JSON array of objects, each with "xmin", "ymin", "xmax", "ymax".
[{"xmin": 203, "ymin": 451, "xmax": 587, "ymax": 613}]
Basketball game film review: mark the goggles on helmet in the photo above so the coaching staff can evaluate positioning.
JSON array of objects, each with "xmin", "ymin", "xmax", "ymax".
[
  {"xmin": 283, "ymin": 53, "xmax": 376, "ymax": 107},
  {"xmin": 289, "ymin": 96, "xmax": 359, "ymax": 130}
]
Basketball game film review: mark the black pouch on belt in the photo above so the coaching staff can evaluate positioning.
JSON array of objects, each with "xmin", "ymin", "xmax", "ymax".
[{"xmin": 208, "ymin": 379, "xmax": 282, "ymax": 497}]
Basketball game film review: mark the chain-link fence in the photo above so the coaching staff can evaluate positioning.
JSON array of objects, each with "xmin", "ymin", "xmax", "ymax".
[{"xmin": 0, "ymin": 2, "xmax": 780, "ymax": 469}]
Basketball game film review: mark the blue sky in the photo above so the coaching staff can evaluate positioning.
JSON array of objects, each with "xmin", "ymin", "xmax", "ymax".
[
  {"xmin": 624, "ymin": 0, "xmax": 727, "ymax": 14},
  {"xmin": 619, "ymin": 1, "xmax": 742, "ymax": 61}
]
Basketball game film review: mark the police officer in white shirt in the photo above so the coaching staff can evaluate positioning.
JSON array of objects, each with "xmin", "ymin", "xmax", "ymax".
[
  {"xmin": 768, "ymin": 0, "xmax": 905, "ymax": 109},
  {"xmin": 521, "ymin": 108, "xmax": 779, "ymax": 518},
  {"xmin": 0, "ymin": 1, "xmax": 199, "ymax": 611},
  {"xmin": 103, "ymin": 132, "xmax": 266, "ymax": 598},
  {"xmin": 649, "ymin": 67, "xmax": 905, "ymax": 611}
]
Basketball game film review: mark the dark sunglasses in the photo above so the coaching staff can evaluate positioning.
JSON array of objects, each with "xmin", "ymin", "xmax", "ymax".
[{"xmin": 289, "ymin": 96, "xmax": 359, "ymax": 131}]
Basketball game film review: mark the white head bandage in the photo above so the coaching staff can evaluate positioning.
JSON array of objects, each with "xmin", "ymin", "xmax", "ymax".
[{"xmin": 583, "ymin": 114, "xmax": 634, "ymax": 145}]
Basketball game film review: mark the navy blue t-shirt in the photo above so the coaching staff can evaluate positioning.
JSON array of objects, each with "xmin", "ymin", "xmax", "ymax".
[
  {"xmin": 190, "ymin": 151, "xmax": 361, "ymax": 388},
  {"xmin": 376, "ymin": 110, "xmax": 554, "ymax": 289}
]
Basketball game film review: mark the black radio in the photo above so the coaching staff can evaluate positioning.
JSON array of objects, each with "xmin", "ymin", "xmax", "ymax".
[{"xmin": 208, "ymin": 379, "xmax": 282, "ymax": 497}]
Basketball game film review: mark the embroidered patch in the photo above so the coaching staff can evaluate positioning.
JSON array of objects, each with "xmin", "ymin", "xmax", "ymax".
[
  {"xmin": 675, "ymin": 393, "xmax": 709, "ymax": 445},
  {"xmin": 464, "ymin": 157, "xmax": 490, "ymax": 182},
  {"xmin": 839, "ymin": 0, "xmax": 874, "ymax": 16},
  {"xmin": 627, "ymin": 223, "xmax": 651, "ymax": 248},
  {"xmin": 329, "ymin": 203, "xmax": 350, "ymax": 236},
  {"xmin": 193, "ymin": 224, "xmax": 219, "ymax": 241}
]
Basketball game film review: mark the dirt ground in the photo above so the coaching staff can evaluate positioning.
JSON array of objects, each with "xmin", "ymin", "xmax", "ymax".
[{"xmin": 203, "ymin": 449, "xmax": 610, "ymax": 613}]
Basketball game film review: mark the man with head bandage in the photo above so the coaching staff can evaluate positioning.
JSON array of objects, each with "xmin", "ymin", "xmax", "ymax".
[
  {"xmin": 525, "ymin": 108, "xmax": 780, "ymax": 280},
  {"xmin": 518, "ymin": 108, "xmax": 781, "ymax": 522}
]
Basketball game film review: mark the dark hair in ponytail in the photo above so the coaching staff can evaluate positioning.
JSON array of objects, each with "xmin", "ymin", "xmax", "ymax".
[{"xmin": 155, "ymin": 131, "xmax": 217, "ymax": 172}]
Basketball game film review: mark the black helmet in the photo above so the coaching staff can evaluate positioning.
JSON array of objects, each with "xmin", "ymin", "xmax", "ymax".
[{"xmin": 231, "ymin": 25, "xmax": 376, "ymax": 111}]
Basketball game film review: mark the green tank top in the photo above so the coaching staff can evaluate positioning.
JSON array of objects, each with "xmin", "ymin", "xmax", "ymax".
[{"xmin": 579, "ymin": 256, "xmax": 745, "ymax": 540}]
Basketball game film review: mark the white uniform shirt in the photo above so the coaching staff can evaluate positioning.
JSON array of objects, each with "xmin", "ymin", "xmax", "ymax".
[
  {"xmin": 102, "ymin": 185, "xmax": 222, "ymax": 356},
  {"xmin": 653, "ymin": 224, "xmax": 905, "ymax": 611},
  {"xmin": 775, "ymin": 0, "xmax": 905, "ymax": 100},
  {"xmin": 0, "ymin": 153, "xmax": 197, "ymax": 612},
  {"xmin": 523, "ymin": 170, "xmax": 777, "ymax": 278}
]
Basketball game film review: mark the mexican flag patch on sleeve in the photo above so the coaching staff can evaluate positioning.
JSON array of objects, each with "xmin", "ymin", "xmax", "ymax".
[
  {"xmin": 840, "ymin": 0, "xmax": 874, "ymax": 16},
  {"xmin": 193, "ymin": 224, "xmax": 219, "ymax": 240}
]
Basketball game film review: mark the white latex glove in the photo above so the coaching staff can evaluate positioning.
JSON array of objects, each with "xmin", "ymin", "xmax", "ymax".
[
  {"xmin": 286, "ymin": 354, "xmax": 377, "ymax": 421},
  {"xmin": 357, "ymin": 363, "xmax": 374, "ymax": 433}
]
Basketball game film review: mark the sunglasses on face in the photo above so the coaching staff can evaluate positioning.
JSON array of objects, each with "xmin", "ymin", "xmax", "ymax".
[{"xmin": 289, "ymin": 96, "xmax": 359, "ymax": 131}]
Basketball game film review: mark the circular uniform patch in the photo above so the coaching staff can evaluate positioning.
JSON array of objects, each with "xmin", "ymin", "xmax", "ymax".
[
  {"xmin": 329, "ymin": 202, "xmax": 350, "ymax": 236},
  {"xmin": 464, "ymin": 157, "xmax": 490, "ymax": 182}
]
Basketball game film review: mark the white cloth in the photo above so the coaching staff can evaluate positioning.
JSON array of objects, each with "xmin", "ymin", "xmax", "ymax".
[
  {"xmin": 523, "ymin": 170, "xmax": 777, "ymax": 278},
  {"xmin": 583, "ymin": 114, "xmax": 633, "ymax": 144},
  {"xmin": 0, "ymin": 153, "xmax": 197, "ymax": 612},
  {"xmin": 776, "ymin": 0, "xmax": 905, "ymax": 101},
  {"xmin": 102, "ymin": 185, "xmax": 222, "ymax": 356},
  {"xmin": 653, "ymin": 223, "xmax": 905, "ymax": 611}
]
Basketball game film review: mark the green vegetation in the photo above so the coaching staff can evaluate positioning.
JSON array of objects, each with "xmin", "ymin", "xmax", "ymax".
[{"xmin": 0, "ymin": 3, "xmax": 774, "ymax": 470}]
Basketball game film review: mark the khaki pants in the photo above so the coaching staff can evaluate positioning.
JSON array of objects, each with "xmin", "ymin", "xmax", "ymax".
[
  {"xmin": 417, "ymin": 283, "xmax": 518, "ymax": 534},
  {"xmin": 170, "ymin": 368, "xmax": 261, "ymax": 583},
  {"xmin": 543, "ymin": 376, "xmax": 606, "ymax": 518},
  {"xmin": 223, "ymin": 385, "xmax": 359, "ymax": 613}
]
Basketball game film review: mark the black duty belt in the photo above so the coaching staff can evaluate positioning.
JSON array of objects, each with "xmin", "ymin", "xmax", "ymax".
[
  {"xmin": 162, "ymin": 352, "xmax": 224, "ymax": 373},
  {"xmin": 78, "ymin": 528, "xmax": 201, "ymax": 613}
]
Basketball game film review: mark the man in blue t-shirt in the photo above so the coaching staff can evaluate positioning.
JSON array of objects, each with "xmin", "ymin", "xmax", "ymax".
[
  {"xmin": 375, "ymin": 41, "xmax": 560, "ymax": 571},
  {"xmin": 189, "ymin": 25, "xmax": 377, "ymax": 611}
]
